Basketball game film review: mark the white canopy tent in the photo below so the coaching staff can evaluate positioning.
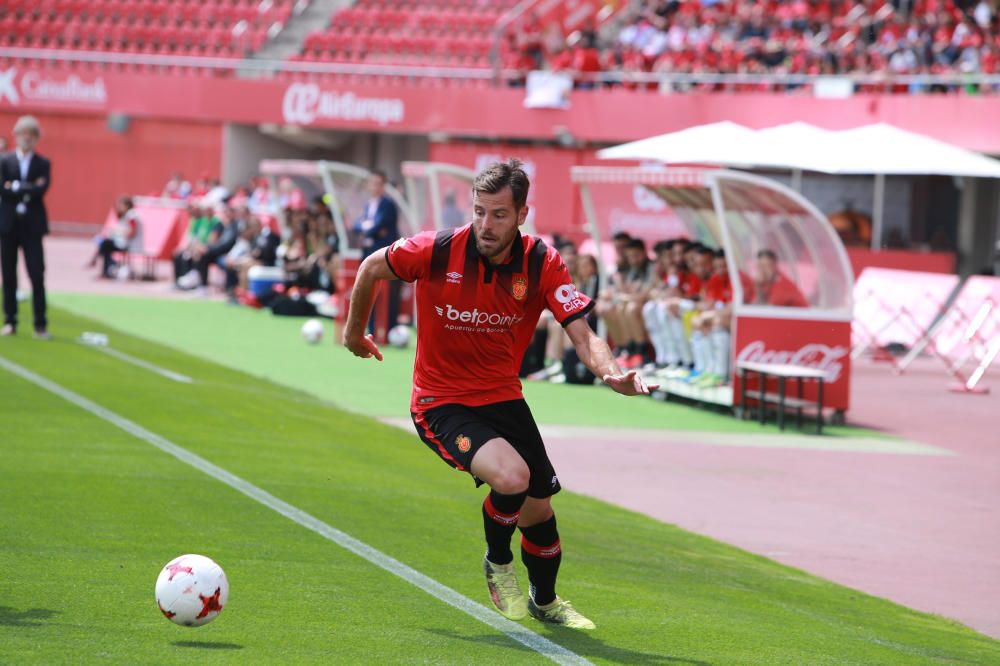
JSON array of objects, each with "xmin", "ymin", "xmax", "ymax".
[{"xmin": 598, "ymin": 122, "xmax": 1000, "ymax": 250}]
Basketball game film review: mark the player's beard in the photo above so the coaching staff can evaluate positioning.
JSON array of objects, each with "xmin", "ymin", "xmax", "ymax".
[{"xmin": 475, "ymin": 225, "xmax": 518, "ymax": 262}]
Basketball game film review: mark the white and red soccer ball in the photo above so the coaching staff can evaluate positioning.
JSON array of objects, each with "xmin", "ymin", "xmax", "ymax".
[
  {"xmin": 301, "ymin": 318, "xmax": 324, "ymax": 344},
  {"xmin": 155, "ymin": 554, "xmax": 229, "ymax": 627}
]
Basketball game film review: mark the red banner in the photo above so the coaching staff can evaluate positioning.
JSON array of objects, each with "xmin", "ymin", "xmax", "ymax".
[
  {"xmin": 733, "ymin": 315, "xmax": 852, "ymax": 412},
  {"xmin": 1, "ymin": 63, "xmax": 999, "ymax": 152}
]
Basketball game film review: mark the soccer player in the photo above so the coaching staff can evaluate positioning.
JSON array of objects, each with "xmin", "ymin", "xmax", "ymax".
[{"xmin": 343, "ymin": 159, "xmax": 654, "ymax": 630}]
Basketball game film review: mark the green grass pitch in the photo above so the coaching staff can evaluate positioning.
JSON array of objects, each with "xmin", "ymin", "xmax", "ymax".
[{"xmin": 0, "ymin": 302, "xmax": 997, "ymax": 664}]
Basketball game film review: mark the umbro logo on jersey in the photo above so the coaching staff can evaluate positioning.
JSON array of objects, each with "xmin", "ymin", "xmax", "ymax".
[{"xmin": 446, "ymin": 271, "xmax": 463, "ymax": 284}]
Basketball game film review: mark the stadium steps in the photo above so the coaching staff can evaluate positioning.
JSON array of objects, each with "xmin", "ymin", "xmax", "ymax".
[{"xmin": 248, "ymin": 0, "xmax": 349, "ymax": 67}]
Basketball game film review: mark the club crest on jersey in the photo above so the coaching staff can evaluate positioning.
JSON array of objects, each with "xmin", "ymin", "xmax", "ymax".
[
  {"xmin": 456, "ymin": 435, "xmax": 472, "ymax": 452},
  {"xmin": 512, "ymin": 276, "xmax": 528, "ymax": 301}
]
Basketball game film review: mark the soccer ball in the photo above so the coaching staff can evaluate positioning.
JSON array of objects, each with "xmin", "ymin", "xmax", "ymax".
[
  {"xmin": 387, "ymin": 324, "xmax": 411, "ymax": 348},
  {"xmin": 301, "ymin": 318, "xmax": 324, "ymax": 344},
  {"xmin": 155, "ymin": 554, "xmax": 229, "ymax": 627}
]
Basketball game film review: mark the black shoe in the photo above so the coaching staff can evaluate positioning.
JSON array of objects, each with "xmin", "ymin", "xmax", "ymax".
[{"xmin": 33, "ymin": 328, "xmax": 52, "ymax": 341}]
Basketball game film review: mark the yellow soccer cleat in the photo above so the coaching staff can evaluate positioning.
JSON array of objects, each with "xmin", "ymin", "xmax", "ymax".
[
  {"xmin": 483, "ymin": 558, "xmax": 528, "ymax": 620},
  {"xmin": 527, "ymin": 596, "xmax": 596, "ymax": 630}
]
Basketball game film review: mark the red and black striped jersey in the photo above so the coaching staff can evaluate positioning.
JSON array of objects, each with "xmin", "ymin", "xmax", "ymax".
[{"xmin": 386, "ymin": 223, "xmax": 594, "ymax": 412}]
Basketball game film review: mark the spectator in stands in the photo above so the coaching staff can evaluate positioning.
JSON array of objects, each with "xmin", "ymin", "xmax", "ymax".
[
  {"xmin": 572, "ymin": 32, "xmax": 605, "ymax": 88},
  {"xmin": 526, "ymin": 0, "xmax": 1000, "ymax": 90},
  {"xmin": 162, "ymin": 172, "xmax": 192, "ymax": 200},
  {"xmin": 93, "ymin": 195, "xmax": 143, "ymax": 279},
  {"xmin": 753, "ymin": 248, "xmax": 808, "ymax": 307}
]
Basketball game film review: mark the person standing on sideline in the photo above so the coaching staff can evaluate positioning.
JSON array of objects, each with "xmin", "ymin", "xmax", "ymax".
[
  {"xmin": 353, "ymin": 169, "xmax": 400, "ymax": 333},
  {"xmin": 343, "ymin": 159, "xmax": 655, "ymax": 629},
  {"xmin": 1, "ymin": 116, "xmax": 51, "ymax": 339}
]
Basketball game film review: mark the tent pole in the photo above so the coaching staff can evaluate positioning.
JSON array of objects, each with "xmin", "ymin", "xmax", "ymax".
[
  {"xmin": 871, "ymin": 173, "xmax": 885, "ymax": 251},
  {"xmin": 791, "ymin": 168, "xmax": 802, "ymax": 192}
]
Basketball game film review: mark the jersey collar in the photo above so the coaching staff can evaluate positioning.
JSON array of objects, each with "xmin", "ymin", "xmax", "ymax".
[{"xmin": 467, "ymin": 227, "xmax": 525, "ymax": 274}]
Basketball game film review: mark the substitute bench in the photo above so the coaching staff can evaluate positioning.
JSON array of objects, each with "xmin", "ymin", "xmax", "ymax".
[{"xmin": 737, "ymin": 361, "xmax": 831, "ymax": 434}]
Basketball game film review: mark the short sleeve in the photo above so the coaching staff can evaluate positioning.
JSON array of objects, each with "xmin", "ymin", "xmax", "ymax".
[
  {"xmin": 384, "ymin": 232, "xmax": 434, "ymax": 282},
  {"xmin": 541, "ymin": 246, "xmax": 595, "ymax": 327}
]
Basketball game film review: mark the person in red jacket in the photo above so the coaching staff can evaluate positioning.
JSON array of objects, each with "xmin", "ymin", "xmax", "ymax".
[{"xmin": 754, "ymin": 249, "xmax": 808, "ymax": 307}]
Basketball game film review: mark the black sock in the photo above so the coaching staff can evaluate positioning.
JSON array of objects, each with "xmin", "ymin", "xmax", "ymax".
[
  {"xmin": 482, "ymin": 490, "xmax": 527, "ymax": 565},
  {"xmin": 520, "ymin": 515, "xmax": 561, "ymax": 606}
]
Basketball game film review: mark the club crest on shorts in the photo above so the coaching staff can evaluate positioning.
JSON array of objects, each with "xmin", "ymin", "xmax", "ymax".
[
  {"xmin": 512, "ymin": 276, "xmax": 527, "ymax": 301},
  {"xmin": 455, "ymin": 435, "xmax": 472, "ymax": 452}
]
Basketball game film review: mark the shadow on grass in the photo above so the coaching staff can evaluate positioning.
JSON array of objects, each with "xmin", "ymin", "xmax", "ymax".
[
  {"xmin": 0, "ymin": 606, "xmax": 60, "ymax": 627},
  {"xmin": 173, "ymin": 641, "xmax": 244, "ymax": 650},
  {"xmin": 428, "ymin": 628, "xmax": 710, "ymax": 665}
]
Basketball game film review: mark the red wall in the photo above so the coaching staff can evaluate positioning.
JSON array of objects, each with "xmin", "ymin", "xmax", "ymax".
[
  {"xmin": 846, "ymin": 247, "xmax": 956, "ymax": 276},
  {"xmin": 0, "ymin": 111, "xmax": 222, "ymax": 228}
]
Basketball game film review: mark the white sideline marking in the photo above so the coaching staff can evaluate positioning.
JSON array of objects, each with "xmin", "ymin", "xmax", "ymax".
[
  {"xmin": 0, "ymin": 356, "xmax": 591, "ymax": 666},
  {"xmin": 81, "ymin": 343, "xmax": 193, "ymax": 384}
]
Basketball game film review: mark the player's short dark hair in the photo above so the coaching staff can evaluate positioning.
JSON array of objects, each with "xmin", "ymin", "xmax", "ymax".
[
  {"xmin": 625, "ymin": 238, "xmax": 646, "ymax": 252},
  {"xmin": 653, "ymin": 240, "xmax": 673, "ymax": 254},
  {"xmin": 612, "ymin": 231, "xmax": 632, "ymax": 243},
  {"xmin": 473, "ymin": 158, "xmax": 530, "ymax": 211},
  {"xmin": 757, "ymin": 248, "xmax": 777, "ymax": 261},
  {"xmin": 685, "ymin": 242, "xmax": 703, "ymax": 253},
  {"xmin": 714, "ymin": 249, "xmax": 726, "ymax": 259},
  {"xmin": 698, "ymin": 245, "xmax": 715, "ymax": 257},
  {"xmin": 370, "ymin": 169, "xmax": 387, "ymax": 182}
]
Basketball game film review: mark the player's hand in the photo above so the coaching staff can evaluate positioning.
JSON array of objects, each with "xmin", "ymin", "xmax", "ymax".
[
  {"xmin": 602, "ymin": 370, "xmax": 658, "ymax": 396},
  {"xmin": 344, "ymin": 332, "xmax": 383, "ymax": 361}
]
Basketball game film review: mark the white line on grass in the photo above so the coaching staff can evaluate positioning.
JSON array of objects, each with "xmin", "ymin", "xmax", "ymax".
[
  {"xmin": 80, "ymin": 343, "xmax": 193, "ymax": 384},
  {"xmin": 0, "ymin": 355, "xmax": 592, "ymax": 666}
]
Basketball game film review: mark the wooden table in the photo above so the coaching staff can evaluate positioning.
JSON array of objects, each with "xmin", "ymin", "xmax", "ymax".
[{"xmin": 737, "ymin": 361, "xmax": 831, "ymax": 434}]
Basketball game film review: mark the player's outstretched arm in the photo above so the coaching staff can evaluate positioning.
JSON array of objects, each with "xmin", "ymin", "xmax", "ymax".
[
  {"xmin": 564, "ymin": 318, "xmax": 658, "ymax": 396},
  {"xmin": 342, "ymin": 250, "xmax": 396, "ymax": 361}
]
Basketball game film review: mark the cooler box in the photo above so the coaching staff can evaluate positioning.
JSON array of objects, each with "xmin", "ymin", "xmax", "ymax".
[{"xmin": 248, "ymin": 265, "xmax": 284, "ymax": 297}]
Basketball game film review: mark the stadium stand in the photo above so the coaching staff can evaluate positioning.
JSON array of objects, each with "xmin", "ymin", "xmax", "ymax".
[
  {"xmin": 3, "ymin": 0, "xmax": 305, "ymax": 57},
  {"xmin": 555, "ymin": 0, "xmax": 1000, "ymax": 88},
  {"xmin": 293, "ymin": 0, "xmax": 519, "ymax": 69}
]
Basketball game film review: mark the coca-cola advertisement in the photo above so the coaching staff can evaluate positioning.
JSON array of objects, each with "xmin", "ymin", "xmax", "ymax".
[{"xmin": 734, "ymin": 315, "xmax": 852, "ymax": 411}]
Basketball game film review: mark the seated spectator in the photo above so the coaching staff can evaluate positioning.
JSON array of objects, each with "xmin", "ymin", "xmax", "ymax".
[
  {"xmin": 597, "ymin": 237, "xmax": 658, "ymax": 369},
  {"xmin": 223, "ymin": 215, "xmax": 282, "ymax": 300},
  {"xmin": 688, "ymin": 250, "xmax": 753, "ymax": 387},
  {"xmin": 91, "ymin": 195, "xmax": 143, "ymax": 279},
  {"xmin": 162, "ymin": 172, "xmax": 191, "ymax": 200},
  {"xmin": 173, "ymin": 201, "xmax": 218, "ymax": 288},
  {"xmin": 753, "ymin": 248, "xmax": 808, "ymax": 307},
  {"xmin": 178, "ymin": 204, "xmax": 239, "ymax": 292},
  {"xmin": 643, "ymin": 240, "xmax": 712, "ymax": 377},
  {"xmin": 528, "ymin": 240, "xmax": 580, "ymax": 381}
]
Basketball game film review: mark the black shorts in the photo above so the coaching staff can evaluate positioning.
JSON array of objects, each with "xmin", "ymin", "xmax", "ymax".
[{"xmin": 411, "ymin": 399, "xmax": 561, "ymax": 499}]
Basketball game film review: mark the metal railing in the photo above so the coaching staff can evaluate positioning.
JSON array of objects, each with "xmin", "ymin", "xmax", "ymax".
[{"xmin": 4, "ymin": 47, "xmax": 1000, "ymax": 93}]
